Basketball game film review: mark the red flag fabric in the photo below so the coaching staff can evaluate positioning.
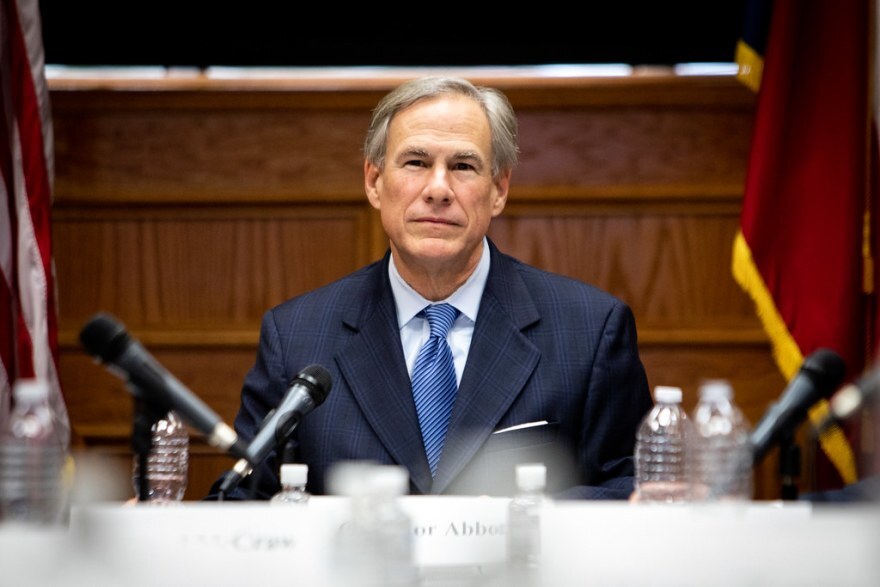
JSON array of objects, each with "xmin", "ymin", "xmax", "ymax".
[
  {"xmin": 733, "ymin": 0, "xmax": 878, "ymax": 487},
  {"xmin": 1, "ymin": 0, "xmax": 70, "ymax": 443}
]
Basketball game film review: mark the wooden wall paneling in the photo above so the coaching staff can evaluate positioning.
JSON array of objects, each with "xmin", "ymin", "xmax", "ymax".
[
  {"xmin": 50, "ymin": 90, "xmax": 375, "ymax": 204},
  {"xmin": 489, "ymin": 203, "xmax": 756, "ymax": 325},
  {"xmin": 47, "ymin": 71, "xmax": 809, "ymax": 502},
  {"xmin": 53, "ymin": 205, "xmax": 374, "ymax": 333},
  {"xmin": 513, "ymin": 107, "xmax": 752, "ymax": 191},
  {"xmin": 49, "ymin": 78, "xmax": 391, "ymax": 501},
  {"xmin": 54, "ymin": 203, "xmax": 375, "ymax": 501}
]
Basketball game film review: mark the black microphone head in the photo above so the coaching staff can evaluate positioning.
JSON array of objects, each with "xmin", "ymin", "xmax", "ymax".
[
  {"xmin": 292, "ymin": 364, "xmax": 333, "ymax": 404},
  {"xmin": 79, "ymin": 313, "xmax": 132, "ymax": 363},
  {"xmin": 802, "ymin": 348, "xmax": 846, "ymax": 395}
]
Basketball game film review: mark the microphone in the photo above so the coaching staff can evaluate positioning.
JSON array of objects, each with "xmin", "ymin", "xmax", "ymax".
[
  {"xmin": 219, "ymin": 364, "xmax": 332, "ymax": 494},
  {"xmin": 750, "ymin": 348, "xmax": 846, "ymax": 464},
  {"xmin": 79, "ymin": 312, "xmax": 250, "ymax": 461},
  {"xmin": 816, "ymin": 361, "xmax": 880, "ymax": 432}
]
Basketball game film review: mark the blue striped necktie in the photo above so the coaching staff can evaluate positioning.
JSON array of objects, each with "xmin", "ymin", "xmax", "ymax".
[{"xmin": 411, "ymin": 303, "xmax": 459, "ymax": 477}]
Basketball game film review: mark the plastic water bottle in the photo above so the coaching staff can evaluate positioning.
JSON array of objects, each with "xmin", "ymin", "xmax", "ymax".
[
  {"xmin": 329, "ymin": 462, "xmax": 417, "ymax": 587},
  {"xmin": 270, "ymin": 463, "xmax": 311, "ymax": 504},
  {"xmin": 132, "ymin": 410, "xmax": 189, "ymax": 503},
  {"xmin": 689, "ymin": 379, "xmax": 753, "ymax": 502},
  {"xmin": 507, "ymin": 462, "xmax": 548, "ymax": 579},
  {"xmin": 370, "ymin": 465, "xmax": 417, "ymax": 586},
  {"xmin": 0, "ymin": 378, "xmax": 68, "ymax": 525},
  {"xmin": 634, "ymin": 385, "xmax": 691, "ymax": 503}
]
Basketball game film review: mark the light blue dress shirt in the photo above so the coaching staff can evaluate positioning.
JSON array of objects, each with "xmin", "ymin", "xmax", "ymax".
[{"xmin": 389, "ymin": 237, "xmax": 490, "ymax": 385}]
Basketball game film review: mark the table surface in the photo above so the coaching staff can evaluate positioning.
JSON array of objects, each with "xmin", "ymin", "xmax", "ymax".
[{"xmin": 1, "ymin": 497, "xmax": 878, "ymax": 587}]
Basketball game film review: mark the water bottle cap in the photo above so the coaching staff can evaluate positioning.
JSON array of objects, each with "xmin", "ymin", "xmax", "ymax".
[
  {"xmin": 699, "ymin": 379, "xmax": 733, "ymax": 401},
  {"xmin": 12, "ymin": 378, "xmax": 50, "ymax": 403},
  {"xmin": 279, "ymin": 463, "xmax": 308, "ymax": 486},
  {"xmin": 368, "ymin": 465, "xmax": 410, "ymax": 496},
  {"xmin": 515, "ymin": 463, "xmax": 546, "ymax": 491},
  {"xmin": 326, "ymin": 461, "xmax": 409, "ymax": 497},
  {"xmin": 327, "ymin": 461, "xmax": 376, "ymax": 496},
  {"xmin": 653, "ymin": 385, "xmax": 683, "ymax": 404}
]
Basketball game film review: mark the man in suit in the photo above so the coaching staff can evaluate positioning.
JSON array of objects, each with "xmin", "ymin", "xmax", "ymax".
[{"xmin": 210, "ymin": 76, "xmax": 653, "ymax": 501}]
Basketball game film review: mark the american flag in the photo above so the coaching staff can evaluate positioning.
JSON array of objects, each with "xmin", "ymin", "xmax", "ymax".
[{"xmin": 1, "ymin": 0, "xmax": 70, "ymax": 443}]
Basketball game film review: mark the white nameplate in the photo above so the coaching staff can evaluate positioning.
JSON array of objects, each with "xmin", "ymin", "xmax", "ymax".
[
  {"xmin": 399, "ymin": 495, "xmax": 508, "ymax": 566},
  {"xmin": 24, "ymin": 496, "xmax": 511, "ymax": 586}
]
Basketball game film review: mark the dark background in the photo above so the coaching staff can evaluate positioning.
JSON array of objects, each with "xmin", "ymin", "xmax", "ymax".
[{"xmin": 39, "ymin": 2, "xmax": 749, "ymax": 68}]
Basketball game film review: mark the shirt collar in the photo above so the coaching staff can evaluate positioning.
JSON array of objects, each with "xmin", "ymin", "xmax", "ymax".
[{"xmin": 389, "ymin": 237, "xmax": 490, "ymax": 328}]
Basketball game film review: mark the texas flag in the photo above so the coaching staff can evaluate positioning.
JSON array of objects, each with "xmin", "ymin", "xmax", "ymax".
[{"xmin": 733, "ymin": 0, "xmax": 879, "ymax": 488}]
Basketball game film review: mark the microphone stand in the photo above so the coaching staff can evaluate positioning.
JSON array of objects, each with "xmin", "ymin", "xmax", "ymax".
[
  {"xmin": 778, "ymin": 431, "xmax": 800, "ymax": 500},
  {"xmin": 130, "ymin": 386, "xmax": 169, "ymax": 502},
  {"xmin": 218, "ymin": 425, "xmax": 300, "ymax": 500}
]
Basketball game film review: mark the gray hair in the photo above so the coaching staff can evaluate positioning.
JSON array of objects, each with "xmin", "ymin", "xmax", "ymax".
[{"xmin": 363, "ymin": 77, "xmax": 519, "ymax": 179}]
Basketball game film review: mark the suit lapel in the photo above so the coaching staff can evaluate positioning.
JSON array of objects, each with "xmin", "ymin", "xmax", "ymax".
[
  {"xmin": 334, "ymin": 256, "xmax": 435, "ymax": 493},
  {"xmin": 432, "ymin": 244, "xmax": 542, "ymax": 493}
]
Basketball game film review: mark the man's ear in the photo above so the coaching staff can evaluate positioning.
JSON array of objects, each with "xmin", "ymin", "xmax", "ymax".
[
  {"xmin": 364, "ymin": 160, "xmax": 381, "ymax": 210},
  {"xmin": 491, "ymin": 169, "xmax": 512, "ymax": 217}
]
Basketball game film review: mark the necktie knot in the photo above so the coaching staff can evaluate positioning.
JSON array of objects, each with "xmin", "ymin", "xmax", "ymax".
[{"xmin": 423, "ymin": 303, "xmax": 458, "ymax": 339}]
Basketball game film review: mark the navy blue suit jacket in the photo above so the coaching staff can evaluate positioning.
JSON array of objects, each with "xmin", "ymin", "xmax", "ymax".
[{"xmin": 213, "ymin": 240, "xmax": 652, "ymax": 500}]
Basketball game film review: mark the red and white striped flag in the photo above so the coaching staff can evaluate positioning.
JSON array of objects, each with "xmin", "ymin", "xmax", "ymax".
[{"xmin": 1, "ymin": 0, "xmax": 69, "ymax": 443}]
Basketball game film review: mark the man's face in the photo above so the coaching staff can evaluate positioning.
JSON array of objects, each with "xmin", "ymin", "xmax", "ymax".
[{"xmin": 365, "ymin": 94, "xmax": 510, "ymax": 277}]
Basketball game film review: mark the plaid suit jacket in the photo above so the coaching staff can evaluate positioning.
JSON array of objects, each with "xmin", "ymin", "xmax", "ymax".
[{"xmin": 213, "ymin": 239, "xmax": 652, "ymax": 500}]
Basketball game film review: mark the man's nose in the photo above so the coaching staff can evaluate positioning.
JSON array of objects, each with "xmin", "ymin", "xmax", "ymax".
[{"xmin": 423, "ymin": 168, "xmax": 453, "ymax": 202}]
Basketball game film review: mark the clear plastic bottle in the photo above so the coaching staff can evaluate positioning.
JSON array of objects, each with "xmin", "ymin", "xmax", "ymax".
[
  {"xmin": 507, "ymin": 462, "xmax": 548, "ymax": 578},
  {"xmin": 132, "ymin": 410, "xmax": 189, "ymax": 503},
  {"xmin": 329, "ymin": 462, "xmax": 417, "ymax": 587},
  {"xmin": 369, "ymin": 465, "xmax": 417, "ymax": 587},
  {"xmin": 689, "ymin": 379, "xmax": 753, "ymax": 502},
  {"xmin": 634, "ymin": 385, "xmax": 691, "ymax": 503},
  {"xmin": 0, "ymin": 378, "xmax": 68, "ymax": 525},
  {"xmin": 270, "ymin": 463, "xmax": 311, "ymax": 504}
]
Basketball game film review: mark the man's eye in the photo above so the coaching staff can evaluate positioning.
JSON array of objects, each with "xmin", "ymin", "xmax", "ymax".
[
  {"xmin": 404, "ymin": 159, "xmax": 427, "ymax": 167},
  {"xmin": 452, "ymin": 162, "xmax": 476, "ymax": 171}
]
